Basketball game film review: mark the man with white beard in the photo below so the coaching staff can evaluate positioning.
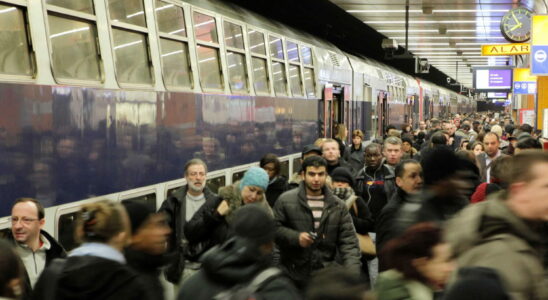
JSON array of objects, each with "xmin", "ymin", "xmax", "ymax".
[{"xmin": 159, "ymin": 159, "xmax": 221, "ymax": 285}]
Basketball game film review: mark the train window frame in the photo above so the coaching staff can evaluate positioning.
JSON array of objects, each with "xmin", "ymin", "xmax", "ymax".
[
  {"xmin": 271, "ymin": 60, "xmax": 287, "ymax": 96},
  {"xmin": 247, "ymin": 27, "xmax": 270, "ymax": 96},
  {"xmin": 44, "ymin": 9, "xmax": 103, "ymax": 85},
  {"xmin": 105, "ymin": 0, "xmax": 155, "ymax": 88},
  {"xmin": 153, "ymin": 1, "xmax": 193, "ymax": 91},
  {"xmin": 0, "ymin": 217, "xmax": 10, "ymax": 240},
  {"xmin": 303, "ymin": 67, "xmax": 315, "ymax": 98},
  {"xmin": 0, "ymin": 1, "xmax": 36, "ymax": 81},
  {"xmin": 223, "ymin": 20, "xmax": 249, "ymax": 95},
  {"xmin": 268, "ymin": 34, "xmax": 289, "ymax": 97},
  {"xmin": 119, "ymin": 189, "xmax": 157, "ymax": 211},
  {"xmin": 191, "ymin": 9, "xmax": 223, "ymax": 92}
]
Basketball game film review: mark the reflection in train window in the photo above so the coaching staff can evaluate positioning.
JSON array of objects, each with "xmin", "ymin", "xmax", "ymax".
[
  {"xmin": 251, "ymin": 57, "xmax": 269, "ymax": 94},
  {"xmin": 0, "ymin": 228, "xmax": 10, "ymax": 239},
  {"xmin": 159, "ymin": 39, "xmax": 192, "ymax": 88},
  {"xmin": 272, "ymin": 62, "xmax": 287, "ymax": 96},
  {"xmin": 47, "ymin": 0, "xmax": 95, "ymax": 14},
  {"xmin": 223, "ymin": 21, "xmax": 244, "ymax": 50},
  {"xmin": 121, "ymin": 193, "xmax": 157, "ymax": 211},
  {"xmin": 248, "ymin": 30, "xmax": 266, "ymax": 55},
  {"xmin": 232, "ymin": 170, "xmax": 246, "ymax": 183},
  {"xmin": 108, "ymin": 0, "xmax": 146, "ymax": 27},
  {"xmin": 0, "ymin": 4, "xmax": 33, "ymax": 77},
  {"xmin": 58, "ymin": 212, "xmax": 79, "ymax": 252},
  {"xmin": 193, "ymin": 12, "xmax": 217, "ymax": 43},
  {"xmin": 206, "ymin": 176, "xmax": 226, "ymax": 194},
  {"xmin": 288, "ymin": 65, "xmax": 303, "ymax": 97},
  {"xmin": 112, "ymin": 28, "xmax": 153, "ymax": 84},
  {"xmin": 286, "ymin": 41, "xmax": 299, "ymax": 62},
  {"xmin": 280, "ymin": 160, "xmax": 289, "ymax": 179},
  {"xmin": 269, "ymin": 36, "xmax": 284, "ymax": 59},
  {"xmin": 293, "ymin": 157, "xmax": 302, "ymax": 174},
  {"xmin": 227, "ymin": 52, "xmax": 248, "ymax": 94},
  {"xmin": 155, "ymin": 1, "xmax": 186, "ymax": 37},
  {"xmin": 301, "ymin": 46, "xmax": 313, "ymax": 65},
  {"xmin": 196, "ymin": 45, "xmax": 222, "ymax": 90},
  {"xmin": 303, "ymin": 68, "xmax": 315, "ymax": 98}
]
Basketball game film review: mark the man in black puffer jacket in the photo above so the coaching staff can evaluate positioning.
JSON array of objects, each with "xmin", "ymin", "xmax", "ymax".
[{"xmin": 274, "ymin": 156, "xmax": 361, "ymax": 288}]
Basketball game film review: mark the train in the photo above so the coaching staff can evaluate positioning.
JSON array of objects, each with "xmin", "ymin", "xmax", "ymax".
[{"xmin": 0, "ymin": 0, "xmax": 474, "ymax": 248}]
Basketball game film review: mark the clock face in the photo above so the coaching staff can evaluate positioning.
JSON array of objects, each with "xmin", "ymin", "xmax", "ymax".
[{"xmin": 500, "ymin": 7, "xmax": 533, "ymax": 43}]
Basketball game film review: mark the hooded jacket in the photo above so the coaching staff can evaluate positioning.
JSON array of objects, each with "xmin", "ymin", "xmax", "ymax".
[
  {"xmin": 184, "ymin": 181, "xmax": 272, "ymax": 253},
  {"xmin": 178, "ymin": 237, "xmax": 300, "ymax": 300},
  {"xmin": 273, "ymin": 182, "xmax": 361, "ymax": 283},
  {"xmin": 445, "ymin": 193, "xmax": 548, "ymax": 300}
]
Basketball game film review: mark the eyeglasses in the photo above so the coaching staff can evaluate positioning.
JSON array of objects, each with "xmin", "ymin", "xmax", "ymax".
[{"xmin": 10, "ymin": 217, "xmax": 39, "ymax": 225}]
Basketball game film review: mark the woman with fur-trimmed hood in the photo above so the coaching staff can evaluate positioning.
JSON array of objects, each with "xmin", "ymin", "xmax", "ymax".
[{"xmin": 184, "ymin": 167, "xmax": 272, "ymax": 252}]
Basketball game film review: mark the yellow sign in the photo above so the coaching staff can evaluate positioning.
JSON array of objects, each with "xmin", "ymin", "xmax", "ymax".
[
  {"xmin": 513, "ymin": 68, "xmax": 537, "ymax": 82},
  {"xmin": 532, "ymin": 15, "xmax": 548, "ymax": 45},
  {"xmin": 481, "ymin": 43, "xmax": 530, "ymax": 56}
]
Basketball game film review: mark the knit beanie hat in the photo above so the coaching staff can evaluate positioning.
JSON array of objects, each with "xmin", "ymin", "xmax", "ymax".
[
  {"xmin": 331, "ymin": 167, "xmax": 355, "ymax": 187},
  {"xmin": 239, "ymin": 166, "xmax": 269, "ymax": 191},
  {"xmin": 231, "ymin": 204, "xmax": 275, "ymax": 245},
  {"xmin": 122, "ymin": 201, "xmax": 153, "ymax": 232}
]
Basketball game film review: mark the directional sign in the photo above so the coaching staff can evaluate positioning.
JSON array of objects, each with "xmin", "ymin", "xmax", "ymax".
[
  {"xmin": 513, "ymin": 68, "xmax": 537, "ymax": 94},
  {"xmin": 531, "ymin": 15, "xmax": 548, "ymax": 75}
]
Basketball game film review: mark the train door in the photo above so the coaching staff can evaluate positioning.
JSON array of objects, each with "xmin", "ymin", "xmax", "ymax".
[
  {"xmin": 377, "ymin": 91, "xmax": 388, "ymax": 138},
  {"xmin": 412, "ymin": 94, "xmax": 420, "ymax": 128},
  {"xmin": 404, "ymin": 95, "xmax": 413, "ymax": 125},
  {"xmin": 320, "ymin": 84, "xmax": 344, "ymax": 138},
  {"xmin": 423, "ymin": 95, "xmax": 430, "ymax": 121}
]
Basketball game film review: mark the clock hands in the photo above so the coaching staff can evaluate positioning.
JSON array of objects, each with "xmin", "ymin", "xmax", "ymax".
[
  {"xmin": 511, "ymin": 11, "xmax": 522, "ymax": 27},
  {"xmin": 509, "ymin": 23, "xmax": 523, "ymax": 32}
]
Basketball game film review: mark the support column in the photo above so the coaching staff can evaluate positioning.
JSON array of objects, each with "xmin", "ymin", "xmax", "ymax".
[{"xmin": 537, "ymin": 76, "xmax": 548, "ymax": 130}]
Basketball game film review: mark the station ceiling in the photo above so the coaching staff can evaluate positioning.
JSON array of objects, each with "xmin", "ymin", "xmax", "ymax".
[
  {"xmin": 225, "ymin": 0, "xmax": 548, "ymax": 91},
  {"xmin": 331, "ymin": 0, "xmax": 548, "ymax": 88}
]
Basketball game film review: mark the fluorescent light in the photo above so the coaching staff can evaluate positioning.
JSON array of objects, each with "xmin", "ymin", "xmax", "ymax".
[
  {"xmin": 348, "ymin": 9, "xmax": 507, "ymax": 13},
  {"xmin": 378, "ymin": 29, "xmax": 438, "ymax": 33},
  {"xmin": 348, "ymin": 9, "xmax": 422, "ymax": 13},
  {"xmin": 50, "ymin": 27, "xmax": 89, "ymax": 39},
  {"xmin": 390, "ymin": 36, "xmax": 505, "ymax": 40},
  {"xmin": 408, "ymin": 48, "xmax": 480, "ymax": 51},
  {"xmin": 456, "ymin": 42, "xmax": 504, "ymax": 45},
  {"xmin": 367, "ymin": 20, "xmax": 500, "ymax": 24}
]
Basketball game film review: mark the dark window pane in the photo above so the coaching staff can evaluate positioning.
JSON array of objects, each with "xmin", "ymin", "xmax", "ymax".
[
  {"xmin": 232, "ymin": 170, "xmax": 246, "ymax": 183},
  {"xmin": 58, "ymin": 212, "xmax": 79, "ymax": 251},
  {"xmin": 206, "ymin": 176, "xmax": 226, "ymax": 194},
  {"xmin": 122, "ymin": 193, "xmax": 157, "ymax": 210},
  {"xmin": 280, "ymin": 160, "xmax": 289, "ymax": 179}
]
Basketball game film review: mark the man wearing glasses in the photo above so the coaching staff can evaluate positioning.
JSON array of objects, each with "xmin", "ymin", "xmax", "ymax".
[{"xmin": 9, "ymin": 197, "xmax": 66, "ymax": 295}]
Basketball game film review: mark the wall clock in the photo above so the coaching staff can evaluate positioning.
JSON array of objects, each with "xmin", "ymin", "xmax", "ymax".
[{"xmin": 500, "ymin": 7, "xmax": 533, "ymax": 43}]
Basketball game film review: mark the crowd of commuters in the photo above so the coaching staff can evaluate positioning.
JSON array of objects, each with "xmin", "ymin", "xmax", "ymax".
[{"xmin": 1, "ymin": 112, "xmax": 548, "ymax": 300}]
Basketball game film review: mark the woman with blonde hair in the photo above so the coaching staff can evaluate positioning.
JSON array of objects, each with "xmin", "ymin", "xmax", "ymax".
[
  {"xmin": 33, "ymin": 200, "xmax": 148, "ymax": 300},
  {"xmin": 334, "ymin": 123, "xmax": 348, "ymax": 154}
]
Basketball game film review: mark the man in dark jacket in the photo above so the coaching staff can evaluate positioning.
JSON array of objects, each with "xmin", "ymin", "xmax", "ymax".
[
  {"xmin": 354, "ymin": 143, "xmax": 396, "ymax": 228},
  {"xmin": 158, "ymin": 159, "xmax": 220, "ymax": 284},
  {"xmin": 178, "ymin": 205, "xmax": 300, "ymax": 300},
  {"xmin": 8, "ymin": 198, "xmax": 66, "ymax": 297},
  {"xmin": 274, "ymin": 156, "xmax": 361, "ymax": 288},
  {"xmin": 375, "ymin": 160, "xmax": 423, "ymax": 268}
]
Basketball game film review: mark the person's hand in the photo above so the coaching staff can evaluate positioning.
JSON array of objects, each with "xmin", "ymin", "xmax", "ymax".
[
  {"xmin": 299, "ymin": 232, "xmax": 314, "ymax": 248},
  {"xmin": 216, "ymin": 200, "xmax": 230, "ymax": 216}
]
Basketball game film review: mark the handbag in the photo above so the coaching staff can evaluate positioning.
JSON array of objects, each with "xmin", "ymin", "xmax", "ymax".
[{"xmin": 351, "ymin": 201, "xmax": 376, "ymax": 256}]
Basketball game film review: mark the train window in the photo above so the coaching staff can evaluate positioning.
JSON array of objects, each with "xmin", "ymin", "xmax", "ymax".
[
  {"xmin": 286, "ymin": 41, "xmax": 299, "ymax": 62},
  {"xmin": 0, "ymin": 4, "xmax": 33, "ymax": 77},
  {"xmin": 227, "ymin": 52, "xmax": 247, "ymax": 93},
  {"xmin": 47, "ymin": 15, "xmax": 101, "ymax": 81},
  {"xmin": 206, "ymin": 176, "xmax": 226, "ymax": 194},
  {"xmin": 193, "ymin": 12, "xmax": 217, "ymax": 43},
  {"xmin": 47, "ymin": 0, "xmax": 94, "ymax": 14},
  {"xmin": 303, "ymin": 68, "xmax": 315, "ymax": 98},
  {"xmin": 280, "ymin": 160, "xmax": 290, "ymax": 179},
  {"xmin": 166, "ymin": 185, "xmax": 184, "ymax": 198},
  {"xmin": 288, "ymin": 65, "xmax": 303, "ymax": 96},
  {"xmin": 196, "ymin": 45, "xmax": 222, "ymax": 90},
  {"xmin": 108, "ymin": 0, "xmax": 146, "ymax": 28},
  {"xmin": 224, "ymin": 22, "xmax": 244, "ymax": 50},
  {"xmin": 269, "ymin": 36, "xmax": 284, "ymax": 59},
  {"xmin": 292, "ymin": 157, "xmax": 302, "ymax": 174},
  {"xmin": 301, "ymin": 46, "xmax": 312, "ymax": 65},
  {"xmin": 232, "ymin": 170, "xmax": 246, "ymax": 183},
  {"xmin": 58, "ymin": 212, "xmax": 79, "ymax": 252},
  {"xmin": 272, "ymin": 62, "xmax": 287, "ymax": 96},
  {"xmin": 112, "ymin": 28, "xmax": 153, "ymax": 84},
  {"xmin": 0, "ymin": 228, "xmax": 10, "ymax": 239},
  {"xmin": 159, "ymin": 39, "xmax": 191, "ymax": 88},
  {"xmin": 121, "ymin": 193, "xmax": 157, "ymax": 211},
  {"xmin": 155, "ymin": 1, "xmax": 186, "ymax": 37},
  {"xmin": 248, "ymin": 30, "xmax": 266, "ymax": 55},
  {"xmin": 251, "ymin": 57, "xmax": 269, "ymax": 94}
]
